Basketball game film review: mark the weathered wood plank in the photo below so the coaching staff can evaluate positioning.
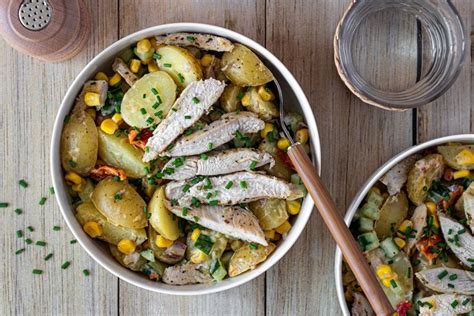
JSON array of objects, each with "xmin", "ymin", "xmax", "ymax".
[
  {"xmin": 265, "ymin": 1, "xmax": 414, "ymax": 314},
  {"xmin": 0, "ymin": 1, "xmax": 119, "ymax": 315},
  {"xmin": 117, "ymin": 1, "xmax": 266, "ymax": 315}
]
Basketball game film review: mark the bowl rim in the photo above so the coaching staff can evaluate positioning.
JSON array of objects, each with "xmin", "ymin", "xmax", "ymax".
[
  {"xmin": 51, "ymin": 22, "xmax": 322, "ymax": 295},
  {"xmin": 334, "ymin": 134, "xmax": 474, "ymax": 315}
]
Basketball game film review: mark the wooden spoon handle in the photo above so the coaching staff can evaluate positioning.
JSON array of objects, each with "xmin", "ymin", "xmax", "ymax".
[{"xmin": 287, "ymin": 143, "xmax": 393, "ymax": 316}]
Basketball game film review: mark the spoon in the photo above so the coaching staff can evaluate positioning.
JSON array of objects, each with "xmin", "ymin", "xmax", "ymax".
[{"xmin": 274, "ymin": 79, "xmax": 394, "ymax": 316}]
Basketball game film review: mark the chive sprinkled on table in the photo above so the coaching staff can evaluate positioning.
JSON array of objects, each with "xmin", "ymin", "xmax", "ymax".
[
  {"xmin": 16, "ymin": 230, "xmax": 23, "ymax": 238},
  {"xmin": 18, "ymin": 179, "xmax": 28, "ymax": 188},
  {"xmin": 61, "ymin": 261, "xmax": 71, "ymax": 269},
  {"xmin": 53, "ymin": 226, "xmax": 61, "ymax": 231},
  {"xmin": 15, "ymin": 248, "xmax": 25, "ymax": 255},
  {"xmin": 38, "ymin": 197, "xmax": 47, "ymax": 205},
  {"xmin": 14, "ymin": 208, "xmax": 22, "ymax": 215},
  {"xmin": 32, "ymin": 269, "xmax": 43, "ymax": 275},
  {"xmin": 44, "ymin": 253, "xmax": 53, "ymax": 261},
  {"xmin": 0, "ymin": 202, "xmax": 9, "ymax": 208},
  {"xmin": 36, "ymin": 241, "xmax": 46, "ymax": 247},
  {"xmin": 82, "ymin": 269, "xmax": 90, "ymax": 277}
]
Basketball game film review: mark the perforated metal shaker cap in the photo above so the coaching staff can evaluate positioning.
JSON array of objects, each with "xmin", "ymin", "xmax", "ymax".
[{"xmin": 18, "ymin": 0, "xmax": 52, "ymax": 31}]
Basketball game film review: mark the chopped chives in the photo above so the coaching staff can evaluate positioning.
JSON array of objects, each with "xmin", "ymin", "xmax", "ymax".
[
  {"xmin": 68, "ymin": 160, "xmax": 77, "ymax": 168},
  {"xmin": 32, "ymin": 269, "xmax": 43, "ymax": 275},
  {"xmin": 208, "ymin": 143, "xmax": 213, "ymax": 150},
  {"xmin": 184, "ymin": 115, "xmax": 191, "ymax": 119},
  {"xmin": 449, "ymin": 274, "xmax": 458, "ymax": 281},
  {"xmin": 200, "ymin": 153, "xmax": 208, "ymax": 160},
  {"xmin": 36, "ymin": 241, "xmax": 46, "ymax": 247},
  {"xmin": 182, "ymin": 207, "xmax": 189, "ymax": 216},
  {"xmin": 458, "ymin": 228, "xmax": 466, "ymax": 234},
  {"xmin": 172, "ymin": 108, "xmax": 177, "ymax": 112},
  {"xmin": 206, "ymin": 192, "xmax": 213, "ymax": 199},
  {"xmin": 186, "ymin": 36, "xmax": 195, "ymax": 42},
  {"xmin": 25, "ymin": 238, "xmax": 33, "ymax": 244},
  {"xmin": 163, "ymin": 63, "xmax": 172, "ymax": 68},
  {"xmin": 16, "ymin": 230, "xmax": 23, "ymax": 238},
  {"xmin": 53, "ymin": 226, "xmax": 61, "ymax": 231},
  {"xmin": 146, "ymin": 117, "xmax": 154, "ymax": 125},
  {"xmin": 451, "ymin": 300, "xmax": 458, "ymax": 308},
  {"xmin": 390, "ymin": 279, "xmax": 397, "ymax": 288},
  {"xmin": 249, "ymin": 243, "xmax": 257, "ymax": 250},
  {"xmin": 49, "ymin": 187, "xmax": 55, "ymax": 195},
  {"xmin": 154, "ymin": 111, "xmax": 163, "ymax": 119},
  {"xmin": 15, "ymin": 248, "xmax": 25, "ymax": 255},
  {"xmin": 448, "ymin": 283, "xmax": 455, "ymax": 288},
  {"xmin": 140, "ymin": 108, "xmax": 147, "ymax": 115},
  {"xmin": 177, "ymin": 73, "xmax": 185, "ymax": 83},
  {"xmin": 19, "ymin": 179, "xmax": 28, "ymax": 188},
  {"xmin": 114, "ymin": 193, "xmax": 123, "ymax": 201},
  {"xmin": 63, "ymin": 115, "xmax": 71, "ymax": 123},
  {"xmin": 240, "ymin": 181, "xmax": 248, "ymax": 189},
  {"xmin": 249, "ymin": 160, "xmax": 257, "ymax": 170},
  {"xmin": 142, "ymin": 93, "xmax": 147, "ymax": 99},
  {"xmin": 0, "ymin": 202, "xmax": 9, "ymax": 208},
  {"xmin": 82, "ymin": 269, "xmax": 90, "ymax": 276},
  {"xmin": 156, "ymin": 95, "xmax": 162, "ymax": 104},
  {"xmin": 236, "ymin": 91, "xmax": 244, "ymax": 100},
  {"xmin": 153, "ymin": 52, "xmax": 161, "ymax": 60},
  {"xmin": 192, "ymin": 97, "xmax": 200, "ymax": 104},
  {"xmin": 209, "ymin": 200, "xmax": 218, "ymax": 206},
  {"xmin": 151, "ymin": 88, "xmax": 158, "ymax": 95},
  {"xmin": 38, "ymin": 197, "xmax": 47, "ymax": 205},
  {"xmin": 437, "ymin": 270, "xmax": 448, "ymax": 279},
  {"xmin": 193, "ymin": 216, "xmax": 200, "ymax": 222},
  {"xmin": 152, "ymin": 102, "xmax": 160, "ymax": 109},
  {"xmin": 225, "ymin": 181, "xmax": 233, "ymax": 189},
  {"xmin": 182, "ymin": 184, "xmax": 191, "ymax": 193},
  {"xmin": 70, "ymin": 239, "xmax": 77, "ymax": 244},
  {"xmin": 44, "ymin": 253, "xmax": 53, "ymax": 261},
  {"xmin": 14, "ymin": 208, "xmax": 22, "ymax": 215},
  {"xmin": 114, "ymin": 176, "xmax": 121, "ymax": 182},
  {"xmin": 462, "ymin": 298, "xmax": 470, "ymax": 305},
  {"xmin": 61, "ymin": 261, "xmax": 71, "ymax": 269}
]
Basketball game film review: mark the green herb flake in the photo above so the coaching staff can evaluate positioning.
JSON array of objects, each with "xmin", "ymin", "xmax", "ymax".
[
  {"xmin": 61, "ymin": 261, "xmax": 71, "ymax": 269},
  {"xmin": 25, "ymin": 238, "xmax": 33, "ymax": 244},
  {"xmin": 172, "ymin": 108, "xmax": 177, "ymax": 112},
  {"xmin": 152, "ymin": 102, "xmax": 160, "ymax": 109},
  {"xmin": 184, "ymin": 115, "xmax": 192, "ymax": 119},
  {"xmin": 114, "ymin": 193, "xmax": 123, "ymax": 201},
  {"xmin": 249, "ymin": 243, "xmax": 258, "ymax": 250},
  {"xmin": 177, "ymin": 73, "xmax": 185, "ymax": 83},
  {"xmin": 70, "ymin": 239, "xmax": 77, "ymax": 244},
  {"xmin": 183, "ymin": 184, "xmax": 191, "ymax": 193},
  {"xmin": 0, "ymin": 202, "xmax": 8, "ymax": 208},
  {"xmin": 153, "ymin": 53, "xmax": 161, "ymax": 60},
  {"xmin": 186, "ymin": 36, "xmax": 195, "ymax": 42},
  {"xmin": 27, "ymin": 226, "xmax": 34, "ymax": 232},
  {"xmin": 38, "ymin": 197, "xmax": 47, "ymax": 205},
  {"xmin": 142, "ymin": 93, "xmax": 147, "ymax": 99},
  {"xmin": 163, "ymin": 63, "xmax": 172, "ymax": 68},
  {"xmin": 68, "ymin": 160, "xmax": 77, "ymax": 168},
  {"xmin": 209, "ymin": 200, "xmax": 219, "ymax": 206},
  {"xmin": 240, "ymin": 181, "xmax": 248, "ymax": 189},
  {"xmin": 151, "ymin": 87, "xmax": 159, "ymax": 95},
  {"xmin": 53, "ymin": 226, "xmax": 61, "ymax": 231},
  {"xmin": 200, "ymin": 153, "xmax": 208, "ymax": 160},
  {"xmin": 451, "ymin": 300, "xmax": 459, "ymax": 309},
  {"xmin": 249, "ymin": 160, "xmax": 257, "ymax": 170},
  {"xmin": 36, "ymin": 241, "xmax": 46, "ymax": 247},
  {"xmin": 32, "ymin": 269, "xmax": 43, "ymax": 275},
  {"xmin": 225, "ymin": 181, "xmax": 233, "ymax": 189},
  {"xmin": 63, "ymin": 115, "xmax": 71, "ymax": 123},
  {"xmin": 208, "ymin": 143, "xmax": 213, "ymax": 150},
  {"xmin": 449, "ymin": 274, "xmax": 458, "ymax": 281},
  {"xmin": 14, "ymin": 208, "xmax": 22, "ymax": 215},
  {"xmin": 49, "ymin": 187, "xmax": 55, "ymax": 195},
  {"xmin": 140, "ymin": 108, "xmax": 147, "ymax": 115},
  {"xmin": 154, "ymin": 111, "xmax": 163, "ymax": 119},
  {"xmin": 182, "ymin": 207, "xmax": 189, "ymax": 216},
  {"xmin": 448, "ymin": 283, "xmax": 455, "ymax": 288},
  {"xmin": 236, "ymin": 91, "xmax": 245, "ymax": 100},
  {"xmin": 16, "ymin": 230, "xmax": 23, "ymax": 238},
  {"xmin": 390, "ymin": 279, "xmax": 398, "ymax": 288},
  {"xmin": 192, "ymin": 97, "xmax": 200, "ymax": 104},
  {"xmin": 146, "ymin": 117, "xmax": 154, "ymax": 125},
  {"xmin": 44, "ymin": 253, "xmax": 53, "ymax": 261},
  {"xmin": 193, "ymin": 216, "xmax": 200, "ymax": 222},
  {"xmin": 83, "ymin": 269, "xmax": 90, "ymax": 276},
  {"xmin": 462, "ymin": 298, "xmax": 471, "ymax": 305},
  {"xmin": 437, "ymin": 270, "xmax": 448, "ymax": 279},
  {"xmin": 194, "ymin": 233, "xmax": 214, "ymax": 254},
  {"xmin": 15, "ymin": 248, "xmax": 25, "ymax": 255},
  {"xmin": 114, "ymin": 175, "xmax": 121, "ymax": 182},
  {"xmin": 19, "ymin": 179, "xmax": 28, "ymax": 188}
]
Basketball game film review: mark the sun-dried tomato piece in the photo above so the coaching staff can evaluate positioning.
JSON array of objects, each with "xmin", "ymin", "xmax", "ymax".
[{"xmin": 90, "ymin": 165, "xmax": 126, "ymax": 181}]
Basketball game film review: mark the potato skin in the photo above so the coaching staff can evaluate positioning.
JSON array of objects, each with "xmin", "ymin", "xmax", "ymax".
[
  {"xmin": 220, "ymin": 85, "xmax": 243, "ymax": 113},
  {"xmin": 374, "ymin": 191, "xmax": 408, "ymax": 239},
  {"xmin": 406, "ymin": 154, "xmax": 445, "ymax": 205},
  {"xmin": 243, "ymin": 87, "xmax": 278, "ymax": 121},
  {"xmin": 155, "ymin": 45, "xmax": 203, "ymax": 88},
  {"xmin": 60, "ymin": 111, "xmax": 98, "ymax": 176},
  {"xmin": 148, "ymin": 186, "xmax": 180, "ymax": 241},
  {"xmin": 221, "ymin": 44, "xmax": 273, "ymax": 87},
  {"xmin": 75, "ymin": 202, "xmax": 147, "ymax": 245},
  {"xmin": 228, "ymin": 243, "xmax": 275, "ymax": 277},
  {"xmin": 438, "ymin": 145, "xmax": 474, "ymax": 170},
  {"xmin": 91, "ymin": 177, "xmax": 148, "ymax": 228},
  {"xmin": 97, "ymin": 128, "xmax": 149, "ymax": 178},
  {"xmin": 249, "ymin": 198, "xmax": 288, "ymax": 230}
]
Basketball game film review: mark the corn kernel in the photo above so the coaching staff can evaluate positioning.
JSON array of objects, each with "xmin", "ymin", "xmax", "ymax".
[
  {"xmin": 148, "ymin": 62, "xmax": 159, "ymax": 73},
  {"xmin": 230, "ymin": 240, "xmax": 243, "ymax": 251},
  {"xmin": 95, "ymin": 71, "xmax": 109, "ymax": 81},
  {"xmin": 382, "ymin": 278, "xmax": 392, "ymax": 288},
  {"xmin": 286, "ymin": 200, "xmax": 301, "ymax": 215},
  {"xmin": 112, "ymin": 113, "xmax": 122, "ymax": 124},
  {"xmin": 275, "ymin": 221, "xmax": 291, "ymax": 234},
  {"xmin": 65, "ymin": 172, "xmax": 83, "ymax": 185},
  {"xmin": 200, "ymin": 54, "xmax": 214, "ymax": 67},
  {"xmin": 394, "ymin": 237, "xmax": 406, "ymax": 249},
  {"xmin": 117, "ymin": 239, "xmax": 136, "ymax": 255},
  {"xmin": 277, "ymin": 138, "xmax": 291, "ymax": 150},
  {"xmin": 432, "ymin": 215, "xmax": 440, "ymax": 228},
  {"xmin": 455, "ymin": 149, "xmax": 474, "ymax": 165},
  {"xmin": 257, "ymin": 85, "xmax": 275, "ymax": 101},
  {"xmin": 155, "ymin": 235, "xmax": 173, "ymax": 248},
  {"xmin": 264, "ymin": 230, "xmax": 275, "ymax": 240},
  {"xmin": 295, "ymin": 128, "xmax": 309, "ymax": 144},
  {"xmin": 109, "ymin": 73, "xmax": 121, "ymax": 86},
  {"xmin": 425, "ymin": 202, "xmax": 437, "ymax": 215},
  {"xmin": 84, "ymin": 92, "xmax": 101, "ymax": 107},
  {"xmin": 398, "ymin": 220, "xmax": 413, "ymax": 234},
  {"xmin": 241, "ymin": 92, "xmax": 251, "ymax": 106},
  {"xmin": 190, "ymin": 250, "xmax": 208, "ymax": 264},
  {"xmin": 100, "ymin": 119, "xmax": 118, "ymax": 135},
  {"xmin": 376, "ymin": 264, "xmax": 393, "ymax": 279},
  {"xmin": 71, "ymin": 182, "xmax": 84, "ymax": 192},
  {"xmin": 453, "ymin": 170, "xmax": 470, "ymax": 179},
  {"xmin": 137, "ymin": 39, "xmax": 152, "ymax": 54},
  {"xmin": 191, "ymin": 228, "xmax": 201, "ymax": 241},
  {"xmin": 129, "ymin": 59, "xmax": 141, "ymax": 73},
  {"xmin": 260, "ymin": 123, "xmax": 274, "ymax": 138},
  {"xmin": 86, "ymin": 108, "xmax": 96, "ymax": 120},
  {"xmin": 83, "ymin": 221, "xmax": 103, "ymax": 238}
]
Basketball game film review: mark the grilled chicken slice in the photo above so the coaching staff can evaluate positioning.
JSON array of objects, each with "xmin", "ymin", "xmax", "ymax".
[
  {"xmin": 155, "ymin": 33, "xmax": 234, "ymax": 52},
  {"xmin": 418, "ymin": 294, "xmax": 472, "ymax": 315},
  {"xmin": 404, "ymin": 204, "xmax": 427, "ymax": 255},
  {"xmin": 165, "ymin": 171, "xmax": 304, "ymax": 206},
  {"xmin": 416, "ymin": 267, "xmax": 474, "ymax": 295},
  {"xmin": 455, "ymin": 182, "xmax": 474, "ymax": 233},
  {"xmin": 112, "ymin": 58, "xmax": 138, "ymax": 87},
  {"xmin": 380, "ymin": 155, "xmax": 419, "ymax": 196},
  {"xmin": 439, "ymin": 213, "xmax": 474, "ymax": 268},
  {"xmin": 162, "ymin": 148, "xmax": 275, "ymax": 181},
  {"xmin": 144, "ymin": 78, "xmax": 225, "ymax": 162},
  {"xmin": 168, "ymin": 204, "xmax": 267, "ymax": 245},
  {"xmin": 162, "ymin": 112, "xmax": 265, "ymax": 157},
  {"xmin": 162, "ymin": 262, "xmax": 212, "ymax": 285},
  {"xmin": 72, "ymin": 80, "xmax": 108, "ymax": 112},
  {"xmin": 351, "ymin": 292, "xmax": 374, "ymax": 316}
]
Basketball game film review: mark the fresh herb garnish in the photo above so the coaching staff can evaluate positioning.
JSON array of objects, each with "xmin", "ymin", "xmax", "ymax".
[
  {"xmin": 14, "ymin": 208, "xmax": 22, "ymax": 215},
  {"xmin": 83, "ymin": 269, "xmax": 90, "ymax": 276},
  {"xmin": 114, "ymin": 193, "xmax": 123, "ymax": 201},
  {"xmin": 208, "ymin": 143, "xmax": 213, "ymax": 150},
  {"xmin": 0, "ymin": 202, "xmax": 8, "ymax": 208},
  {"xmin": 240, "ymin": 181, "xmax": 248, "ymax": 189},
  {"xmin": 177, "ymin": 73, "xmax": 185, "ymax": 83},
  {"xmin": 225, "ymin": 181, "xmax": 233, "ymax": 189},
  {"xmin": 32, "ymin": 269, "xmax": 43, "ymax": 275},
  {"xmin": 192, "ymin": 97, "xmax": 200, "ymax": 104},
  {"xmin": 36, "ymin": 241, "xmax": 46, "ymax": 247},
  {"xmin": 153, "ymin": 53, "xmax": 161, "ymax": 60},
  {"xmin": 163, "ymin": 63, "xmax": 172, "ymax": 68},
  {"xmin": 182, "ymin": 207, "xmax": 189, "ymax": 216},
  {"xmin": 61, "ymin": 261, "xmax": 71, "ymax": 269},
  {"xmin": 15, "ymin": 248, "xmax": 25, "ymax": 255},
  {"xmin": 249, "ymin": 243, "xmax": 258, "ymax": 250},
  {"xmin": 44, "ymin": 253, "xmax": 53, "ymax": 261},
  {"xmin": 140, "ymin": 108, "xmax": 147, "ymax": 115},
  {"xmin": 53, "ymin": 226, "xmax": 61, "ymax": 231},
  {"xmin": 194, "ymin": 233, "xmax": 214, "ymax": 255},
  {"xmin": 200, "ymin": 153, "xmax": 208, "ymax": 160},
  {"xmin": 249, "ymin": 160, "xmax": 257, "ymax": 170},
  {"xmin": 437, "ymin": 270, "xmax": 448, "ymax": 279},
  {"xmin": 16, "ymin": 230, "xmax": 23, "ymax": 238},
  {"xmin": 19, "ymin": 179, "xmax": 28, "ymax": 188}
]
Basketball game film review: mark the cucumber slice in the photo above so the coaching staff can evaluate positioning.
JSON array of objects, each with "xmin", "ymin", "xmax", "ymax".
[
  {"xmin": 380, "ymin": 237, "xmax": 399, "ymax": 258},
  {"xmin": 357, "ymin": 217, "xmax": 374, "ymax": 233},
  {"xmin": 121, "ymin": 71, "xmax": 177, "ymax": 128},
  {"xmin": 360, "ymin": 202, "xmax": 380, "ymax": 221},
  {"xmin": 211, "ymin": 259, "xmax": 227, "ymax": 281},
  {"xmin": 357, "ymin": 231, "xmax": 379, "ymax": 252}
]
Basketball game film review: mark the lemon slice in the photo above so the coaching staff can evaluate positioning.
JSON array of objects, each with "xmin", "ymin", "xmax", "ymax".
[{"xmin": 121, "ymin": 71, "xmax": 177, "ymax": 128}]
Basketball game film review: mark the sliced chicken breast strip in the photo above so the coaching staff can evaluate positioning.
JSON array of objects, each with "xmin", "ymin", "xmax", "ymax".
[
  {"xmin": 143, "ymin": 78, "xmax": 225, "ymax": 162},
  {"xmin": 162, "ymin": 111, "xmax": 264, "ymax": 157},
  {"xmin": 439, "ymin": 213, "xmax": 474, "ymax": 268},
  {"xmin": 418, "ymin": 294, "xmax": 472, "ymax": 315},
  {"xmin": 162, "ymin": 148, "xmax": 275, "ymax": 181},
  {"xmin": 155, "ymin": 33, "xmax": 234, "ymax": 52},
  {"xmin": 416, "ymin": 267, "xmax": 474, "ymax": 295},
  {"xmin": 162, "ymin": 262, "xmax": 212, "ymax": 285},
  {"xmin": 168, "ymin": 204, "xmax": 267, "ymax": 245}
]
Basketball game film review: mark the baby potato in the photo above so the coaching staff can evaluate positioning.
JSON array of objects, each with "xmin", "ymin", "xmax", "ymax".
[
  {"xmin": 97, "ymin": 129, "xmax": 149, "ymax": 178},
  {"xmin": 155, "ymin": 45, "xmax": 203, "ymax": 89},
  {"xmin": 60, "ymin": 110, "xmax": 98, "ymax": 176},
  {"xmin": 148, "ymin": 186, "xmax": 180, "ymax": 241},
  {"xmin": 406, "ymin": 154, "xmax": 445, "ymax": 205},
  {"xmin": 249, "ymin": 198, "xmax": 289, "ymax": 230},
  {"xmin": 374, "ymin": 191, "xmax": 408, "ymax": 239},
  {"xmin": 242, "ymin": 87, "xmax": 278, "ymax": 121},
  {"xmin": 91, "ymin": 177, "xmax": 148, "ymax": 229},
  {"xmin": 109, "ymin": 244, "xmax": 147, "ymax": 271},
  {"xmin": 228, "ymin": 242, "xmax": 275, "ymax": 277},
  {"xmin": 121, "ymin": 71, "xmax": 177, "ymax": 128},
  {"xmin": 75, "ymin": 202, "xmax": 147, "ymax": 245},
  {"xmin": 221, "ymin": 43, "xmax": 274, "ymax": 87},
  {"xmin": 258, "ymin": 139, "xmax": 292, "ymax": 181},
  {"xmin": 437, "ymin": 145, "xmax": 474, "ymax": 170},
  {"xmin": 220, "ymin": 85, "xmax": 243, "ymax": 113}
]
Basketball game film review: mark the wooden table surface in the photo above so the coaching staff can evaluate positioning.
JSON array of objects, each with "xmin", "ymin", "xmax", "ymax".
[{"xmin": 0, "ymin": 1, "xmax": 471, "ymax": 315}]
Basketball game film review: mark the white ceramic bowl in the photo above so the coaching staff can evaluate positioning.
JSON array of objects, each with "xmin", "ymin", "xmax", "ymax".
[
  {"xmin": 51, "ymin": 23, "xmax": 321, "ymax": 295},
  {"xmin": 334, "ymin": 134, "xmax": 474, "ymax": 315}
]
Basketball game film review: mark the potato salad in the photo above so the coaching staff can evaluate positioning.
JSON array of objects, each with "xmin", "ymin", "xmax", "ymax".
[
  {"xmin": 60, "ymin": 33, "xmax": 310, "ymax": 284},
  {"xmin": 344, "ymin": 144, "xmax": 474, "ymax": 315}
]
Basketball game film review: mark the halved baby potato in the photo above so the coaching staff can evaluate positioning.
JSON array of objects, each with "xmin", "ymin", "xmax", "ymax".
[
  {"xmin": 75, "ymin": 201, "xmax": 147, "ymax": 245},
  {"xmin": 228, "ymin": 242, "xmax": 276, "ymax": 277},
  {"xmin": 148, "ymin": 186, "xmax": 180, "ymax": 241},
  {"xmin": 374, "ymin": 191, "xmax": 409, "ymax": 239},
  {"xmin": 60, "ymin": 110, "xmax": 98, "ymax": 176},
  {"xmin": 121, "ymin": 71, "xmax": 177, "ymax": 128},
  {"xmin": 155, "ymin": 45, "xmax": 203, "ymax": 89},
  {"xmin": 438, "ymin": 145, "xmax": 474, "ymax": 170},
  {"xmin": 249, "ymin": 198, "xmax": 288, "ymax": 230},
  {"xmin": 243, "ymin": 87, "xmax": 278, "ymax": 121},
  {"xmin": 91, "ymin": 177, "xmax": 148, "ymax": 229},
  {"xmin": 97, "ymin": 129, "xmax": 149, "ymax": 178}
]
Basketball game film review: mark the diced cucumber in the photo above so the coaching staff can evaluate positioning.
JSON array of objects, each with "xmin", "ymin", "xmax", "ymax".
[
  {"xmin": 360, "ymin": 202, "xmax": 380, "ymax": 221},
  {"xmin": 210, "ymin": 259, "xmax": 227, "ymax": 281},
  {"xmin": 366, "ymin": 190, "xmax": 384, "ymax": 206},
  {"xmin": 140, "ymin": 249, "xmax": 155, "ymax": 262},
  {"xmin": 118, "ymin": 47, "xmax": 135, "ymax": 64},
  {"xmin": 357, "ymin": 217, "xmax": 374, "ymax": 233},
  {"xmin": 380, "ymin": 237, "xmax": 399, "ymax": 258},
  {"xmin": 141, "ymin": 261, "xmax": 166, "ymax": 281},
  {"xmin": 357, "ymin": 231, "xmax": 379, "ymax": 252}
]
